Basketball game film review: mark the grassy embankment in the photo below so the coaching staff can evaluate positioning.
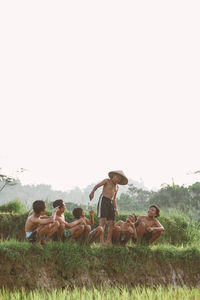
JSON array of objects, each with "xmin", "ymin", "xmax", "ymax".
[
  {"xmin": 1, "ymin": 238, "xmax": 200, "ymax": 289},
  {"xmin": 0, "ymin": 210, "xmax": 200, "ymax": 289}
]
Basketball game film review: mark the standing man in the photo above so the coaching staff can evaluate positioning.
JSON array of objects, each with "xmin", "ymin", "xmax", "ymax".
[{"xmin": 89, "ymin": 170, "xmax": 128, "ymax": 245}]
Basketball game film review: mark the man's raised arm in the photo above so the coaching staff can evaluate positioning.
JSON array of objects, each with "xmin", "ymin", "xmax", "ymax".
[{"xmin": 89, "ymin": 179, "xmax": 108, "ymax": 201}]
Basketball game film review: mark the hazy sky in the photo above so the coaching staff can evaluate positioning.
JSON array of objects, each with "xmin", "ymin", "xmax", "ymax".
[{"xmin": 1, "ymin": 1, "xmax": 200, "ymax": 191}]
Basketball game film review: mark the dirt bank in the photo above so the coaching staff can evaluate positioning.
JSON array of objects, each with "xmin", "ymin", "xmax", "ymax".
[{"xmin": 0, "ymin": 241, "xmax": 200, "ymax": 290}]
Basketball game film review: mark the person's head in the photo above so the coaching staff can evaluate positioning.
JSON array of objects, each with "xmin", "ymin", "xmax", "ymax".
[
  {"xmin": 33, "ymin": 200, "xmax": 46, "ymax": 215},
  {"xmin": 53, "ymin": 199, "xmax": 66, "ymax": 213},
  {"xmin": 148, "ymin": 205, "xmax": 160, "ymax": 218},
  {"xmin": 73, "ymin": 207, "xmax": 84, "ymax": 219},
  {"xmin": 130, "ymin": 213, "xmax": 137, "ymax": 222},
  {"xmin": 126, "ymin": 214, "xmax": 137, "ymax": 223},
  {"xmin": 112, "ymin": 174, "xmax": 122, "ymax": 184}
]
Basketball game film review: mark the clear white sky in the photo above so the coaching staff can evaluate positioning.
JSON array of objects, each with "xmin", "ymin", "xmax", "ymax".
[{"xmin": 0, "ymin": 1, "xmax": 200, "ymax": 191}]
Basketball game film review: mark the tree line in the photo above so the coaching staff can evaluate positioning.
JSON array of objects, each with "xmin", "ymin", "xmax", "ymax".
[{"xmin": 117, "ymin": 182, "xmax": 200, "ymax": 219}]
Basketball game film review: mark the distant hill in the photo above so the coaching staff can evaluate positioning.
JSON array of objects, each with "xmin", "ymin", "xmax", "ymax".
[{"xmin": 0, "ymin": 178, "xmax": 147, "ymax": 209}]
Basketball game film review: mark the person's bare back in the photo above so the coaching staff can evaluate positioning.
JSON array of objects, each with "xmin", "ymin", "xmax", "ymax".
[
  {"xmin": 25, "ymin": 210, "xmax": 55, "ymax": 232},
  {"xmin": 25, "ymin": 200, "xmax": 59, "ymax": 246}
]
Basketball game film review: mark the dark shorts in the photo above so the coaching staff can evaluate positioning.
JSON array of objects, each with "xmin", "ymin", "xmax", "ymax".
[
  {"xmin": 97, "ymin": 195, "xmax": 115, "ymax": 221},
  {"xmin": 64, "ymin": 228, "xmax": 72, "ymax": 240},
  {"xmin": 88, "ymin": 228, "xmax": 97, "ymax": 243},
  {"xmin": 112, "ymin": 233, "xmax": 126, "ymax": 245},
  {"xmin": 142, "ymin": 232, "xmax": 152, "ymax": 244}
]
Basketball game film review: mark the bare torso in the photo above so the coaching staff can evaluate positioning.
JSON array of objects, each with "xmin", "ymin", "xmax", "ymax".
[
  {"xmin": 118, "ymin": 220, "xmax": 135, "ymax": 232},
  {"xmin": 25, "ymin": 213, "xmax": 40, "ymax": 232},
  {"xmin": 102, "ymin": 179, "xmax": 118, "ymax": 200},
  {"xmin": 56, "ymin": 212, "xmax": 65, "ymax": 222},
  {"xmin": 137, "ymin": 216, "xmax": 157, "ymax": 233}
]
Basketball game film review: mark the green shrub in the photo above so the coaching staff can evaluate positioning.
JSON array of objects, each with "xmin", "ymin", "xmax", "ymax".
[
  {"xmin": 0, "ymin": 209, "xmax": 199, "ymax": 246},
  {"xmin": 0, "ymin": 199, "xmax": 25, "ymax": 214}
]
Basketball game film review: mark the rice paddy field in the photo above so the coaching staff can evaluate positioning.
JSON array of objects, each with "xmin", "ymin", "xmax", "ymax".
[{"xmin": 0, "ymin": 286, "xmax": 200, "ymax": 300}]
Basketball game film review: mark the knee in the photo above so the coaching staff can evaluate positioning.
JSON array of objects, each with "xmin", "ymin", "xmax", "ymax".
[
  {"xmin": 55, "ymin": 221, "xmax": 60, "ymax": 228},
  {"xmin": 109, "ymin": 221, "xmax": 114, "ymax": 228},
  {"xmin": 114, "ymin": 226, "xmax": 121, "ymax": 233},
  {"xmin": 138, "ymin": 222, "xmax": 145, "ymax": 229},
  {"xmin": 85, "ymin": 225, "xmax": 91, "ymax": 232},
  {"xmin": 97, "ymin": 226, "xmax": 104, "ymax": 233},
  {"xmin": 51, "ymin": 220, "xmax": 59, "ymax": 228},
  {"xmin": 100, "ymin": 220, "xmax": 106, "ymax": 228},
  {"xmin": 80, "ymin": 225, "xmax": 85, "ymax": 232},
  {"xmin": 128, "ymin": 227, "xmax": 133, "ymax": 234},
  {"xmin": 60, "ymin": 223, "xmax": 65, "ymax": 230},
  {"xmin": 154, "ymin": 231, "xmax": 162, "ymax": 237}
]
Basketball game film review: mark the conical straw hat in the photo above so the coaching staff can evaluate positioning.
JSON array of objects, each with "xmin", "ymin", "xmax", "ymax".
[{"xmin": 108, "ymin": 170, "xmax": 128, "ymax": 185}]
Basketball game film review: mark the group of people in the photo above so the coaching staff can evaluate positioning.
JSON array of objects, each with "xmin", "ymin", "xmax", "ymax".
[{"xmin": 25, "ymin": 170, "xmax": 164, "ymax": 248}]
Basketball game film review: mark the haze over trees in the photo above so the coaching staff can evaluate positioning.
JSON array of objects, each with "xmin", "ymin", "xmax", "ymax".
[
  {"xmin": 0, "ymin": 169, "xmax": 199, "ymax": 219},
  {"xmin": 0, "ymin": 178, "xmax": 145, "ymax": 210}
]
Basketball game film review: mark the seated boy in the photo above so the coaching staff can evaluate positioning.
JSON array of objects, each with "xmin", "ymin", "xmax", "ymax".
[
  {"xmin": 135, "ymin": 205, "xmax": 164, "ymax": 244},
  {"xmin": 25, "ymin": 200, "xmax": 59, "ymax": 246},
  {"xmin": 52, "ymin": 199, "xmax": 85, "ymax": 240},
  {"xmin": 73, "ymin": 207, "xmax": 103, "ymax": 245},
  {"xmin": 112, "ymin": 214, "xmax": 137, "ymax": 245}
]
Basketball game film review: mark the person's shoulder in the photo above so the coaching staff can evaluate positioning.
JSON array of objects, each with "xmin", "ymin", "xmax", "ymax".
[
  {"xmin": 102, "ymin": 178, "xmax": 110, "ymax": 185},
  {"xmin": 138, "ymin": 215, "xmax": 146, "ymax": 221},
  {"xmin": 138, "ymin": 215, "xmax": 146, "ymax": 218},
  {"xmin": 28, "ymin": 214, "xmax": 37, "ymax": 223}
]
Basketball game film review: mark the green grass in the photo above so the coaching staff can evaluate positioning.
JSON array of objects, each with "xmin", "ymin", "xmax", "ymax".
[
  {"xmin": 1, "ymin": 239, "xmax": 200, "ymax": 272},
  {"xmin": 0, "ymin": 286, "xmax": 200, "ymax": 300}
]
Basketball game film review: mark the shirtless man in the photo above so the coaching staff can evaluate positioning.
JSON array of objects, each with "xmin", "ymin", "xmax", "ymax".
[
  {"xmin": 112, "ymin": 214, "xmax": 137, "ymax": 246},
  {"xmin": 25, "ymin": 200, "xmax": 59, "ymax": 246},
  {"xmin": 89, "ymin": 170, "xmax": 128, "ymax": 245},
  {"xmin": 52, "ymin": 199, "xmax": 85, "ymax": 241},
  {"xmin": 135, "ymin": 205, "xmax": 164, "ymax": 244},
  {"xmin": 72, "ymin": 207, "xmax": 103, "ymax": 245}
]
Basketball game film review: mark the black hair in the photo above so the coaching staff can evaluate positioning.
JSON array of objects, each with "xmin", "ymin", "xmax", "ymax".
[
  {"xmin": 131, "ymin": 213, "xmax": 137, "ymax": 221},
  {"xmin": 53, "ymin": 199, "xmax": 64, "ymax": 208},
  {"xmin": 73, "ymin": 207, "xmax": 83, "ymax": 219},
  {"xmin": 149, "ymin": 205, "xmax": 160, "ymax": 217},
  {"xmin": 33, "ymin": 200, "xmax": 46, "ymax": 214}
]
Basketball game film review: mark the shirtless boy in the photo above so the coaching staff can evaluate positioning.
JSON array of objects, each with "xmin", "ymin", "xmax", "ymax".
[
  {"xmin": 25, "ymin": 200, "xmax": 59, "ymax": 246},
  {"xmin": 135, "ymin": 205, "xmax": 164, "ymax": 244},
  {"xmin": 112, "ymin": 214, "xmax": 137, "ymax": 246},
  {"xmin": 52, "ymin": 199, "xmax": 85, "ymax": 241},
  {"xmin": 73, "ymin": 207, "xmax": 103, "ymax": 245},
  {"xmin": 89, "ymin": 170, "xmax": 128, "ymax": 245}
]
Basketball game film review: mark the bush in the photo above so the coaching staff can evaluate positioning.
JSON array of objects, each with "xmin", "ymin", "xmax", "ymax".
[
  {"xmin": 0, "ymin": 209, "xmax": 199, "ymax": 245},
  {"xmin": 0, "ymin": 199, "xmax": 25, "ymax": 214}
]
